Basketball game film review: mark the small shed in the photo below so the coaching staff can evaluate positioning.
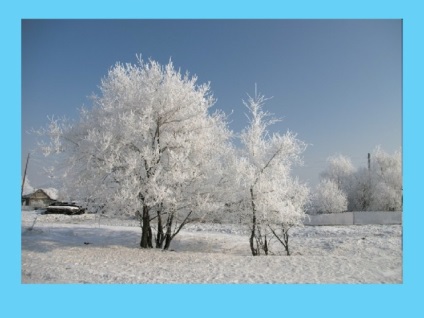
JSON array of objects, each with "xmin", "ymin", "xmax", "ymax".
[{"xmin": 22, "ymin": 189, "xmax": 57, "ymax": 208}]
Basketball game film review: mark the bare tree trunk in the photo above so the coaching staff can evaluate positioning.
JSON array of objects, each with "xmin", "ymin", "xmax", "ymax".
[
  {"xmin": 148, "ymin": 226, "xmax": 153, "ymax": 248},
  {"xmin": 282, "ymin": 228, "xmax": 290, "ymax": 256},
  {"xmin": 163, "ymin": 232, "xmax": 172, "ymax": 250},
  {"xmin": 155, "ymin": 210, "xmax": 164, "ymax": 248},
  {"xmin": 263, "ymin": 234, "xmax": 269, "ymax": 256},
  {"xmin": 163, "ymin": 212, "xmax": 174, "ymax": 250},
  {"xmin": 269, "ymin": 225, "xmax": 291, "ymax": 256},
  {"xmin": 140, "ymin": 205, "xmax": 152, "ymax": 248},
  {"xmin": 254, "ymin": 226, "xmax": 270, "ymax": 255},
  {"xmin": 249, "ymin": 187, "xmax": 259, "ymax": 256},
  {"xmin": 162, "ymin": 210, "xmax": 193, "ymax": 251}
]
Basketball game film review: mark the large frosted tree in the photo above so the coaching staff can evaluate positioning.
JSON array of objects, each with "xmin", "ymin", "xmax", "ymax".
[
  {"xmin": 234, "ymin": 89, "xmax": 309, "ymax": 256},
  {"xmin": 37, "ymin": 56, "xmax": 232, "ymax": 249}
]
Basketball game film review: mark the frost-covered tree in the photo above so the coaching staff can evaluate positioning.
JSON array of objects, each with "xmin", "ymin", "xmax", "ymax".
[
  {"xmin": 234, "ymin": 89, "xmax": 309, "ymax": 256},
  {"xmin": 312, "ymin": 179, "xmax": 348, "ymax": 214},
  {"xmin": 320, "ymin": 154, "xmax": 355, "ymax": 193},
  {"xmin": 312, "ymin": 155, "xmax": 353, "ymax": 213},
  {"xmin": 349, "ymin": 167, "xmax": 372, "ymax": 211},
  {"xmin": 318, "ymin": 147, "xmax": 402, "ymax": 212},
  {"xmin": 368, "ymin": 147, "xmax": 402, "ymax": 211},
  {"xmin": 37, "ymin": 56, "xmax": 232, "ymax": 249}
]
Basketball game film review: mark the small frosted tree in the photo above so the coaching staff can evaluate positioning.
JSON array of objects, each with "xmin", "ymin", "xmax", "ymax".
[
  {"xmin": 36, "ymin": 56, "xmax": 232, "ymax": 249},
  {"xmin": 266, "ymin": 177, "xmax": 309, "ymax": 256},
  {"xmin": 235, "ymin": 88, "xmax": 309, "ymax": 256},
  {"xmin": 312, "ymin": 179, "xmax": 348, "ymax": 214}
]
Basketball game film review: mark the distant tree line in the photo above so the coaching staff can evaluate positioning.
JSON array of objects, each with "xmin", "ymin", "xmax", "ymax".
[{"xmin": 310, "ymin": 148, "xmax": 402, "ymax": 214}]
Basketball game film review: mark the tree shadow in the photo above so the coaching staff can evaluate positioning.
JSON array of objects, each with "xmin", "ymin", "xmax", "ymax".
[{"xmin": 21, "ymin": 224, "xmax": 141, "ymax": 253}]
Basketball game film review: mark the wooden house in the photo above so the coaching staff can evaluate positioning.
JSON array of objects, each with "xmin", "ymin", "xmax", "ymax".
[{"xmin": 22, "ymin": 189, "xmax": 57, "ymax": 208}]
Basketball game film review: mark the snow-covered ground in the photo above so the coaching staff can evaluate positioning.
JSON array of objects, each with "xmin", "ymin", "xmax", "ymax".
[{"xmin": 21, "ymin": 210, "xmax": 402, "ymax": 284}]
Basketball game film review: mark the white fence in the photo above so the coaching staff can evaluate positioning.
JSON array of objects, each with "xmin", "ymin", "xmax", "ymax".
[{"xmin": 304, "ymin": 211, "xmax": 402, "ymax": 226}]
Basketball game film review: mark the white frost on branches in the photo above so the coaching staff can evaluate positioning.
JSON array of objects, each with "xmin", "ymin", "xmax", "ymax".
[
  {"xmin": 368, "ymin": 146, "xmax": 402, "ymax": 211},
  {"xmin": 36, "ymin": 56, "xmax": 233, "ymax": 249},
  {"xmin": 315, "ymin": 147, "xmax": 402, "ymax": 212},
  {"xmin": 232, "ymin": 89, "xmax": 309, "ymax": 255},
  {"xmin": 312, "ymin": 179, "xmax": 348, "ymax": 214},
  {"xmin": 320, "ymin": 154, "xmax": 355, "ymax": 193}
]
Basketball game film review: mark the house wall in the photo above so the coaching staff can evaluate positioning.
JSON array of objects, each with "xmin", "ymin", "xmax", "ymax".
[
  {"xmin": 28, "ymin": 198, "xmax": 53, "ymax": 208},
  {"xmin": 23, "ymin": 190, "xmax": 55, "ymax": 208}
]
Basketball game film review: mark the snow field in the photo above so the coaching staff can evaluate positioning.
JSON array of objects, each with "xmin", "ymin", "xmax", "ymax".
[{"xmin": 21, "ymin": 211, "xmax": 402, "ymax": 284}]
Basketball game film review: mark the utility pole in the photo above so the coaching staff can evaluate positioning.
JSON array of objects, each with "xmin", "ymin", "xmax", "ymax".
[
  {"xmin": 21, "ymin": 153, "xmax": 30, "ymax": 198},
  {"xmin": 368, "ymin": 153, "xmax": 371, "ymax": 171}
]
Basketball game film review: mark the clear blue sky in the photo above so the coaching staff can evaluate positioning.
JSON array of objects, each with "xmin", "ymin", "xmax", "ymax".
[{"xmin": 22, "ymin": 19, "xmax": 402, "ymax": 188}]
